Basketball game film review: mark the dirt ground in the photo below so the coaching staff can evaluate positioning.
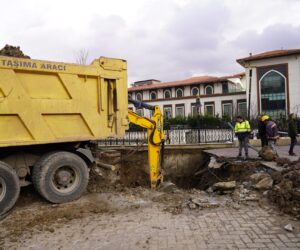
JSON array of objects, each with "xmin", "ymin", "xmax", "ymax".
[
  {"xmin": 1, "ymin": 163, "xmax": 300, "ymax": 249},
  {"xmin": 1, "ymin": 183, "xmax": 300, "ymax": 249},
  {"xmin": 1, "ymin": 151, "xmax": 300, "ymax": 249}
]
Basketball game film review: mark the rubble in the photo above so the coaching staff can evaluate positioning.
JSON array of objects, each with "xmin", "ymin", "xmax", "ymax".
[
  {"xmin": 89, "ymin": 148, "xmax": 300, "ymax": 218},
  {"xmin": 188, "ymin": 198, "xmax": 219, "ymax": 209},
  {"xmin": 208, "ymin": 156, "xmax": 223, "ymax": 169},
  {"xmin": 276, "ymin": 157, "xmax": 291, "ymax": 167},
  {"xmin": 254, "ymin": 177, "xmax": 274, "ymax": 190},
  {"xmin": 250, "ymin": 172, "xmax": 271, "ymax": 183},
  {"xmin": 268, "ymin": 165, "xmax": 300, "ymax": 216},
  {"xmin": 0, "ymin": 44, "xmax": 30, "ymax": 58},
  {"xmin": 259, "ymin": 146, "xmax": 276, "ymax": 161},
  {"xmin": 284, "ymin": 224, "xmax": 294, "ymax": 232},
  {"xmin": 213, "ymin": 181, "xmax": 236, "ymax": 190}
]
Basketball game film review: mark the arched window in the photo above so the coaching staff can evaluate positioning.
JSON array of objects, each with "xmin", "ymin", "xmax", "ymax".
[
  {"xmin": 176, "ymin": 88, "xmax": 184, "ymax": 98},
  {"xmin": 260, "ymin": 70, "xmax": 286, "ymax": 118},
  {"xmin": 136, "ymin": 92, "xmax": 143, "ymax": 101},
  {"xmin": 205, "ymin": 85, "xmax": 214, "ymax": 95},
  {"xmin": 150, "ymin": 91, "xmax": 157, "ymax": 100},
  {"xmin": 191, "ymin": 87, "xmax": 199, "ymax": 96},
  {"xmin": 164, "ymin": 90, "xmax": 171, "ymax": 99}
]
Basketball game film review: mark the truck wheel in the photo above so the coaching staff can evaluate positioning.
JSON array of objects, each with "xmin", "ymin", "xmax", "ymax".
[
  {"xmin": 0, "ymin": 161, "xmax": 20, "ymax": 216},
  {"xmin": 32, "ymin": 151, "xmax": 89, "ymax": 203}
]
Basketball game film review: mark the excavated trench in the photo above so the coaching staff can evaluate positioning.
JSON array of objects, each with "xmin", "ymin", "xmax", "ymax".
[
  {"xmin": 92, "ymin": 147, "xmax": 300, "ymax": 217},
  {"xmin": 92, "ymin": 147, "xmax": 261, "ymax": 191}
]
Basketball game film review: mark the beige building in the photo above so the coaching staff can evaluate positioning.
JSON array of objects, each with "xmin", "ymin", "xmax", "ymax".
[{"xmin": 128, "ymin": 74, "xmax": 246, "ymax": 119}]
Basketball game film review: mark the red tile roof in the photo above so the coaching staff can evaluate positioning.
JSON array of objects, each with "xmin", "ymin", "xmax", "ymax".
[
  {"xmin": 128, "ymin": 73, "xmax": 245, "ymax": 92},
  {"xmin": 237, "ymin": 49, "xmax": 300, "ymax": 66}
]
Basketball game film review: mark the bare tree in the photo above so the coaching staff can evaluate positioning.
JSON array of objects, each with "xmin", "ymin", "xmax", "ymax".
[{"xmin": 75, "ymin": 49, "xmax": 89, "ymax": 65}]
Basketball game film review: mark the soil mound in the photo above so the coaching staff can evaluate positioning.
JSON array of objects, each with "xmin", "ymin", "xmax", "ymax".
[
  {"xmin": 268, "ymin": 163, "xmax": 300, "ymax": 216},
  {"xmin": 0, "ymin": 44, "xmax": 30, "ymax": 58}
]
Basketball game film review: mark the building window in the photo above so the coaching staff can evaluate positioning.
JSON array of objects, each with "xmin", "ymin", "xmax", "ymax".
[
  {"xmin": 222, "ymin": 102, "xmax": 233, "ymax": 119},
  {"xmin": 191, "ymin": 87, "xmax": 199, "ymax": 96},
  {"xmin": 260, "ymin": 70, "xmax": 286, "ymax": 118},
  {"xmin": 204, "ymin": 102, "xmax": 214, "ymax": 116},
  {"xmin": 136, "ymin": 92, "xmax": 143, "ymax": 101},
  {"xmin": 205, "ymin": 85, "xmax": 214, "ymax": 95},
  {"xmin": 164, "ymin": 89, "xmax": 171, "ymax": 99},
  {"xmin": 163, "ymin": 105, "xmax": 172, "ymax": 118},
  {"xmin": 176, "ymin": 88, "xmax": 184, "ymax": 98},
  {"xmin": 136, "ymin": 109, "xmax": 144, "ymax": 116},
  {"xmin": 222, "ymin": 83, "xmax": 229, "ymax": 93},
  {"xmin": 150, "ymin": 91, "xmax": 157, "ymax": 100},
  {"xmin": 175, "ymin": 104, "xmax": 185, "ymax": 117},
  {"xmin": 237, "ymin": 101, "xmax": 247, "ymax": 117},
  {"xmin": 128, "ymin": 93, "xmax": 132, "ymax": 100}
]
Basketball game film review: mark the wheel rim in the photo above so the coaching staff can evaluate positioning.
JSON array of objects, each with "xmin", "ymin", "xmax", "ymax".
[
  {"xmin": 51, "ymin": 166, "xmax": 80, "ymax": 194},
  {"xmin": 0, "ymin": 177, "xmax": 7, "ymax": 202}
]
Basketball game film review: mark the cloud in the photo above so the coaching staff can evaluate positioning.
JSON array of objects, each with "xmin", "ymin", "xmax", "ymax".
[
  {"xmin": 232, "ymin": 24, "xmax": 300, "ymax": 54},
  {"xmin": 1, "ymin": 0, "xmax": 300, "ymax": 83}
]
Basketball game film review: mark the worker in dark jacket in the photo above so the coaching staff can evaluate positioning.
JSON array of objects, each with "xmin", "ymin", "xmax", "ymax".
[
  {"xmin": 262, "ymin": 116, "xmax": 279, "ymax": 155},
  {"xmin": 288, "ymin": 113, "xmax": 297, "ymax": 156},
  {"xmin": 234, "ymin": 116, "xmax": 251, "ymax": 158},
  {"xmin": 257, "ymin": 115, "xmax": 268, "ymax": 147}
]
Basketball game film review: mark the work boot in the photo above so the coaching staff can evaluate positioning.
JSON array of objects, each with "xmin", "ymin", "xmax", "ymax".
[{"xmin": 289, "ymin": 152, "xmax": 296, "ymax": 156}]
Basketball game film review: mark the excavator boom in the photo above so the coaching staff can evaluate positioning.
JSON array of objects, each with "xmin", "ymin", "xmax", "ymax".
[{"xmin": 128, "ymin": 100, "xmax": 165, "ymax": 188}]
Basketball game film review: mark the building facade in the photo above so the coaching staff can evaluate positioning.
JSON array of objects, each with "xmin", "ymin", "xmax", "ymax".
[
  {"xmin": 237, "ymin": 49, "xmax": 300, "ymax": 119},
  {"xmin": 128, "ymin": 74, "xmax": 246, "ymax": 119}
]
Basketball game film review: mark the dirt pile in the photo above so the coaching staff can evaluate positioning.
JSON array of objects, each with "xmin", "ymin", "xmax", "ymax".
[
  {"xmin": 268, "ymin": 163, "xmax": 300, "ymax": 217},
  {"xmin": 259, "ymin": 146, "xmax": 277, "ymax": 161},
  {"xmin": 0, "ymin": 44, "xmax": 30, "ymax": 58}
]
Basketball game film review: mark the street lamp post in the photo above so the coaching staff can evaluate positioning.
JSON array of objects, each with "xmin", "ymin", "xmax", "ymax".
[{"xmin": 196, "ymin": 97, "xmax": 202, "ymax": 115}]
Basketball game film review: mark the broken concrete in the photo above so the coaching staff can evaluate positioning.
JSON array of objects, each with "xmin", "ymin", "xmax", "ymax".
[
  {"xmin": 254, "ymin": 177, "xmax": 274, "ymax": 190},
  {"xmin": 250, "ymin": 172, "xmax": 271, "ymax": 183},
  {"xmin": 213, "ymin": 181, "xmax": 236, "ymax": 190},
  {"xmin": 284, "ymin": 224, "xmax": 294, "ymax": 232}
]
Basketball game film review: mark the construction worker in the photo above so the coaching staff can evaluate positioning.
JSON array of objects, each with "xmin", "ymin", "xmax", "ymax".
[
  {"xmin": 234, "ymin": 116, "xmax": 251, "ymax": 158},
  {"xmin": 288, "ymin": 113, "xmax": 297, "ymax": 156},
  {"xmin": 257, "ymin": 114, "xmax": 268, "ymax": 147},
  {"xmin": 262, "ymin": 116, "xmax": 279, "ymax": 156}
]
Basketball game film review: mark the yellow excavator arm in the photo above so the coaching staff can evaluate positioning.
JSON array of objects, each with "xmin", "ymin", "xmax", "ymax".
[{"xmin": 127, "ymin": 102, "xmax": 165, "ymax": 189}]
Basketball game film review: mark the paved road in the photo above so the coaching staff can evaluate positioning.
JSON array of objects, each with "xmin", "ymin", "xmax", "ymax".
[
  {"xmin": 1, "ymin": 190, "xmax": 299, "ymax": 250},
  {"xmin": 204, "ymin": 145, "xmax": 300, "ymax": 161}
]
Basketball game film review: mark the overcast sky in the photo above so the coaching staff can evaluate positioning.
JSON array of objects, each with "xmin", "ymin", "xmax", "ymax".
[{"xmin": 1, "ymin": 0, "xmax": 300, "ymax": 83}]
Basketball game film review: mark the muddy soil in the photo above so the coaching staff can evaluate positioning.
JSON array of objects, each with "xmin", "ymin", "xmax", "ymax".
[
  {"xmin": 268, "ymin": 161, "xmax": 300, "ymax": 217},
  {"xmin": 0, "ymin": 44, "xmax": 30, "ymax": 58}
]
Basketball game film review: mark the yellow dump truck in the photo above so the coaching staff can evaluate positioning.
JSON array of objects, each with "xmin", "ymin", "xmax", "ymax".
[{"xmin": 0, "ymin": 56, "xmax": 130, "ymax": 216}]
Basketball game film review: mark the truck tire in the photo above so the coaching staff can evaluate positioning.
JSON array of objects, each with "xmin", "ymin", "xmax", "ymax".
[
  {"xmin": 0, "ymin": 161, "xmax": 20, "ymax": 217},
  {"xmin": 32, "ymin": 151, "xmax": 89, "ymax": 203}
]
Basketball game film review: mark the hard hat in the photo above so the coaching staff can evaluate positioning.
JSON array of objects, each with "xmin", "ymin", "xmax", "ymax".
[{"xmin": 261, "ymin": 115, "xmax": 269, "ymax": 121}]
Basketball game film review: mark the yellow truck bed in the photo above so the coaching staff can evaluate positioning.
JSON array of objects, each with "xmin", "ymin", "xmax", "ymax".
[{"xmin": 0, "ymin": 56, "xmax": 129, "ymax": 147}]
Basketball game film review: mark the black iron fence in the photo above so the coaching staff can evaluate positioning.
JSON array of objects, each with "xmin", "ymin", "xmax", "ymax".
[{"xmin": 98, "ymin": 128, "xmax": 234, "ymax": 146}]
